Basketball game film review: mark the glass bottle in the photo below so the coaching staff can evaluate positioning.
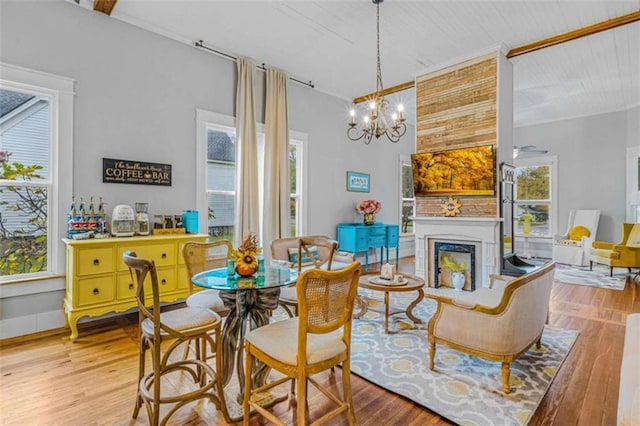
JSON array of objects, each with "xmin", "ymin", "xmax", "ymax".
[
  {"xmin": 257, "ymin": 255, "xmax": 265, "ymax": 276},
  {"xmin": 226, "ymin": 259, "xmax": 236, "ymax": 276}
]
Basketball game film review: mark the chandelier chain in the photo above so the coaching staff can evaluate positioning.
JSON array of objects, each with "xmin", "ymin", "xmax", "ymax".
[
  {"xmin": 346, "ymin": 0, "xmax": 406, "ymax": 145},
  {"xmin": 376, "ymin": 1, "xmax": 383, "ymax": 94}
]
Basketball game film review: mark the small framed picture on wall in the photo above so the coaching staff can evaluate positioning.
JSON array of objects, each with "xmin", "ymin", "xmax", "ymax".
[{"xmin": 346, "ymin": 171, "xmax": 370, "ymax": 192}]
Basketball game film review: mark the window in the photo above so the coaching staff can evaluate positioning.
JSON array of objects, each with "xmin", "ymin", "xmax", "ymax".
[
  {"xmin": 0, "ymin": 63, "xmax": 74, "ymax": 279},
  {"xmin": 289, "ymin": 138, "xmax": 306, "ymax": 237},
  {"xmin": 399, "ymin": 155, "xmax": 415, "ymax": 234},
  {"xmin": 514, "ymin": 156, "xmax": 557, "ymax": 238},
  {"xmin": 196, "ymin": 110, "xmax": 306, "ymax": 243},
  {"xmin": 205, "ymin": 124, "xmax": 237, "ymax": 240}
]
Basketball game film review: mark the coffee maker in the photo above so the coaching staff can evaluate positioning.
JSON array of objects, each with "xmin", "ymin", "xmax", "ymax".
[{"xmin": 134, "ymin": 203, "xmax": 150, "ymax": 235}]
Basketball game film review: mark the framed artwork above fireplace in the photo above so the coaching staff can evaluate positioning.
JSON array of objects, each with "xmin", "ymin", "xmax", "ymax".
[{"xmin": 411, "ymin": 144, "xmax": 496, "ymax": 197}]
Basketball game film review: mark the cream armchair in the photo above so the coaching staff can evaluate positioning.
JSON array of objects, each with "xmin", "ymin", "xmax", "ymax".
[
  {"xmin": 552, "ymin": 209, "xmax": 600, "ymax": 266},
  {"xmin": 428, "ymin": 262, "xmax": 555, "ymax": 393},
  {"xmin": 270, "ymin": 235, "xmax": 355, "ymax": 317},
  {"xmin": 270, "ymin": 235, "xmax": 354, "ymax": 271}
]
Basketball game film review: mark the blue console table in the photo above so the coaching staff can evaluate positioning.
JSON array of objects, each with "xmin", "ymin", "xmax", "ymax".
[{"xmin": 337, "ymin": 223, "xmax": 399, "ymax": 270}]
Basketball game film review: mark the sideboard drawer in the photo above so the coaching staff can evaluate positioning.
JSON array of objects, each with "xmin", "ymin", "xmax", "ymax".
[
  {"xmin": 76, "ymin": 248, "xmax": 114, "ymax": 276},
  {"xmin": 369, "ymin": 236, "xmax": 386, "ymax": 247},
  {"xmin": 116, "ymin": 244, "xmax": 176, "ymax": 270},
  {"xmin": 116, "ymin": 268, "xmax": 177, "ymax": 299},
  {"xmin": 77, "ymin": 276, "xmax": 115, "ymax": 306},
  {"xmin": 155, "ymin": 268, "xmax": 177, "ymax": 293},
  {"xmin": 116, "ymin": 272, "xmax": 144, "ymax": 300},
  {"xmin": 177, "ymin": 265, "xmax": 190, "ymax": 290},
  {"xmin": 385, "ymin": 225, "xmax": 399, "ymax": 248}
]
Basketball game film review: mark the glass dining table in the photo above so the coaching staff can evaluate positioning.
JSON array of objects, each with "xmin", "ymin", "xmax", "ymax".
[{"xmin": 191, "ymin": 265, "xmax": 297, "ymax": 401}]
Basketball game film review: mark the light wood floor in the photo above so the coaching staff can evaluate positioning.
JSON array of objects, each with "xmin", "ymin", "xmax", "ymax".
[{"xmin": 1, "ymin": 258, "xmax": 638, "ymax": 425}]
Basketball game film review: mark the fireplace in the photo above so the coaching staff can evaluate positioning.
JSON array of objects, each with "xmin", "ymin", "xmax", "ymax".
[
  {"xmin": 413, "ymin": 217, "xmax": 502, "ymax": 288},
  {"xmin": 434, "ymin": 241, "xmax": 476, "ymax": 291}
]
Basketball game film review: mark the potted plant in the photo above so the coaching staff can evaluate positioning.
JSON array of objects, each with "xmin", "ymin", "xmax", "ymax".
[
  {"xmin": 442, "ymin": 255, "xmax": 467, "ymax": 291},
  {"xmin": 356, "ymin": 199, "xmax": 382, "ymax": 225}
]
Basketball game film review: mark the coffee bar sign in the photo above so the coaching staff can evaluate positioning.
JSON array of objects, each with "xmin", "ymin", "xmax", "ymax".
[{"xmin": 102, "ymin": 158, "xmax": 172, "ymax": 186}]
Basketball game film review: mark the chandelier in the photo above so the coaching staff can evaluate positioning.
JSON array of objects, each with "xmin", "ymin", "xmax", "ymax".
[{"xmin": 348, "ymin": 0, "xmax": 406, "ymax": 145}]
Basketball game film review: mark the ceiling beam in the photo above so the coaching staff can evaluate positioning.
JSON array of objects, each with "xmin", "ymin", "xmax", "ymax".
[
  {"xmin": 93, "ymin": 0, "xmax": 118, "ymax": 16},
  {"xmin": 506, "ymin": 10, "xmax": 640, "ymax": 58},
  {"xmin": 351, "ymin": 10, "xmax": 640, "ymax": 104},
  {"xmin": 352, "ymin": 81, "xmax": 416, "ymax": 105}
]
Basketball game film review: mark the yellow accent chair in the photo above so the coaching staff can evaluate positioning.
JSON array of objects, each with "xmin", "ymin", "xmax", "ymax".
[
  {"xmin": 552, "ymin": 209, "xmax": 600, "ymax": 266},
  {"xmin": 590, "ymin": 223, "xmax": 640, "ymax": 276},
  {"xmin": 242, "ymin": 262, "xmax": 362, "ymax": 426},
  {"xmin": 428, "ymin": 262, "xmax": 555, "ymax": 394}
]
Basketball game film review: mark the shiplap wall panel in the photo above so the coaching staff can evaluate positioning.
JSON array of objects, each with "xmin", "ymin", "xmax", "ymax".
[{"xmin": 414, "ymin": 53, "xmax": 498, "ymax": 217}]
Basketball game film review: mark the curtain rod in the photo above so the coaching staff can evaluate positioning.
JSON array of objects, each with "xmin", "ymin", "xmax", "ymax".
[{"xmin": 195, "ymin": 40, "xmax": 315, "ymax": 89}]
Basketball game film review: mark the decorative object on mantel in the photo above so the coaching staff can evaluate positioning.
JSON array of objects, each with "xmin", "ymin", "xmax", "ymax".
[
  {"xmin": 440, "ymin": 197, "xmax": 461, "ymax": 216},
  {"xmin": 231, "ymin": 232, "xmax": 261, "ymax": 277},
  {"xmin": 356, "ymin": 199, "xmax": 382, "ymax": 225},
  {"xmin": 346, "ymin": 0, "xmax": 406, "ymax": 145}
]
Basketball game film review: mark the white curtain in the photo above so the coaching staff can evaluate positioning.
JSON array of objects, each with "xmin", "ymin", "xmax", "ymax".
[
  {"xmin": 234, "ymin": 57, "xmax": 260, "ymax": 247},
  {"xmin": 262, "ymin": 68, "xmax": 290, "ymax": 261}
]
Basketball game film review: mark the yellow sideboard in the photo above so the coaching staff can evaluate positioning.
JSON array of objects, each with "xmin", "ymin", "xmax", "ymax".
[{"xmin": 62, "ymin": 234, "xmax": 207, "ymax": 341}]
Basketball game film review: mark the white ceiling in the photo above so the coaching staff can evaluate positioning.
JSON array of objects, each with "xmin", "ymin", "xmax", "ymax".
[{"xmin": 78, "ymin": 0, "xmax": 639, "ymax": 127}]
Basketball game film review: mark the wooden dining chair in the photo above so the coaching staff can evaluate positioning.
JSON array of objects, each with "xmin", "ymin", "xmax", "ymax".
[
  {"xmin": 183, "ymin": 240, "xmax": 234, "ymax": 316},
  {"xmin": 242, "ymin": 261, "xmax": 361, "ymax": 426},
  {"xmin": 278, "ymin": 236, "xmax": 339, "ymax": 317},
  {"xmin": 123, "ymin": 251, "xmax": 231, "ymax": 425}
]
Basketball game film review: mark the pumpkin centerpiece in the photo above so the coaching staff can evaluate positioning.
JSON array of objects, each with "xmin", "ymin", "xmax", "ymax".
[{"xmin": 232, "ymin": 233, "xmax": 260, "ymax": 277}]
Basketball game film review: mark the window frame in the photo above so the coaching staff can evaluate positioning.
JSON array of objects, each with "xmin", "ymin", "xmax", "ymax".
[
  {"xmin": 0, "ymin": 63, "xmax": 74, "ymax": 281},
  {"xmin": 195, "ymin": 109, "xmax": 307, "ymax": 240},
  {"xmin": 513, "ymin": 155, "xmax": 558, "ymax": 238},
  {"xmin": 399, "ymin": 154, "xmax": 415, "ymax": 236},
  {"xmin": 289, "ymin": 132, "xmax": 308, "ymax": 237}
]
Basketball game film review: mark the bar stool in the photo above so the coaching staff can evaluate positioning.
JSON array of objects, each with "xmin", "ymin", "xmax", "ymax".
[{"xmin": 123, "ymin": 251, "xmax": 231, "ymax": 425}]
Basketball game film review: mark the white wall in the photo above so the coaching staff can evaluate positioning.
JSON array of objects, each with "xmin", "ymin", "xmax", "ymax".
[
  {"xmin": 0, "ymin": 0, "xmax": 414, "ymax": 338},
  {"xmin": 514, "ymin": 110, "xmax": 630, "ymax": 243},
  {"xmin": 627, "ymin": 106, "xmax": 639, "ymax": 148}
]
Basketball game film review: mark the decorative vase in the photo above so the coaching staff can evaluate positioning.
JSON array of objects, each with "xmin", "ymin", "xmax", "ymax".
[
  {"xmin": 363, "ymin": 213, "xmax": 375, "ymax": 225},
  {"xmin": 451, "ymin": 272, "xmax": 465, "ymax": 291}
]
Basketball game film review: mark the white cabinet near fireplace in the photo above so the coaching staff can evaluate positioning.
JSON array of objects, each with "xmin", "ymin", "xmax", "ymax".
[{"xmin": 413, "ymin": 217, "xmax": 502, "ymax": 289}]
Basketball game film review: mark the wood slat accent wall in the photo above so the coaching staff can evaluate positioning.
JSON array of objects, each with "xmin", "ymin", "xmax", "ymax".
[{"xmin": 415, "ymin": 53, "xmax": 498, "ymax": 217}]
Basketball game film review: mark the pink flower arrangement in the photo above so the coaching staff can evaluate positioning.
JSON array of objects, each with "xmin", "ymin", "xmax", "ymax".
[{"xmin": 356, "ymin": 199, "xmax": 382, "ymax": 214}]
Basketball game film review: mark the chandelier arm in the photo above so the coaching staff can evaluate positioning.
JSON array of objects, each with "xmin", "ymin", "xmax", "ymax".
[
  {"xmin": 385, "ymin": 123, "xmax": 406, "ymax": 143},
  {"xmin": 347, "ymin": 127, "xmax": 367, "ymax": 142},
  {"xmin": 364, "ymin": 132, "xmax": 373, "ymax": 145}
]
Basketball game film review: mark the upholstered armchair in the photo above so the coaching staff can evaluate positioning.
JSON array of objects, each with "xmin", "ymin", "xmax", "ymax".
[
  {"xmin": 590, "ymin": 223, "xmax": 640, "ymax": 276},
  {"xmin": 552, "ymin": 209, "xmax": 600, "ymax": 266},
  {"xmin": 270, "ymin": 235, "xmax": 354, "ymax": 271},
  {"xmin": 271, "ymin": 235, "xmax": 355, "ymax": 317},
  {"xmin": 428, "ymin": 262, "xmax": 555, "ymax": 393}
]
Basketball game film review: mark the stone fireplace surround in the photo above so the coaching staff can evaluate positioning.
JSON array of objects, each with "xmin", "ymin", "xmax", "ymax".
[{"xmin": 413, "ymin": 217, "xmax": 502, "ymax": 288}]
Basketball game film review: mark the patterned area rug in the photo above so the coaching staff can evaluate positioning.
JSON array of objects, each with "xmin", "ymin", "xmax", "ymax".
[
  {"xmin": 553, "ymin": 262, "xmax": 628, "ymax": 290},
  {"xmin": 349, "ymin": 294, "xmax": 578, "ymax": 426}
]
